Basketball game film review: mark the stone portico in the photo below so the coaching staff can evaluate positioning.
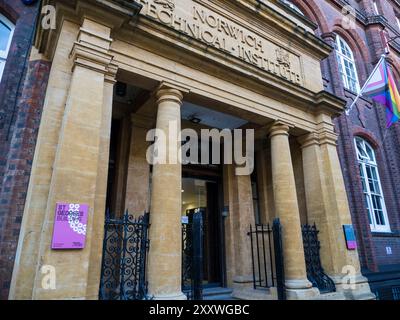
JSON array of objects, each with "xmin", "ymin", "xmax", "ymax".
[{"xmin": 9, "ymin": 0, "xmax": 374, "ymax": 300}]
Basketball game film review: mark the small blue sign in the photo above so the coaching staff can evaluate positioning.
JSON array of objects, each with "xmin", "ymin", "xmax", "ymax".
[{"xmin": 343, "ymin": 225, "xmax": 357, "ymax": 250}]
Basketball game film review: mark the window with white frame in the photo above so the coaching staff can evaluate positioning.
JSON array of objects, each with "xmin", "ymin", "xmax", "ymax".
[
  {"xmin": 355, "ymin": 137, "xmax": 391, "ymax": 233},
  {"xmin": 373, "ymin": 1, "xmax": 379, "ymax": 15},
  {"xmin": 397, "ymin": 16, "xmax": 400, "ymax": 31},
  {"xmin": 335, "ymin": 35, "xmax": 361, "ymax": 93},
  {"xmin": 0, "ymin": 14, "xmax": 14, "ymax": 82}
]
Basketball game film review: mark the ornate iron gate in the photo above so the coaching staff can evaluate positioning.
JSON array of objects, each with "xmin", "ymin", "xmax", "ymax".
[
  {"xmin": 99, "ymin": 211, "xmax": 150, "ymax": 300},
  {"xmin": 301, "ymin": 224, "xmax": 336, "ymax": 294},
  {"xmin": 182, "ymin": 211, "xmax": 204, "ymax": 300},
  {"xmin": 248, "ymin": 218, "xmax": 286, "ymax": 300}
]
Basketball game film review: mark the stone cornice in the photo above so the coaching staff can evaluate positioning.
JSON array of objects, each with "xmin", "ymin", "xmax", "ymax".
[
  {"xmin": 132, "ymin": 15, "xmax": 340, "ymax": 116},
  {"xmin": 314, "ymin": 90, "xmax": 346, "ymax": 117},
  {"xmin": 236, "ymin": 0, "xmax": 332, "ymax": 60},
  {"xmin": 70, "ymin": 41, "xmax": 113, "ymax": 73},
  {"xmin": 298, "ymin": 130, "xmax": 338, "ymax": 147},
  {"xmin": 317, "ymin": 130, "xmax": 339, "ymax": 146},
  {"xmin": 35, "ymin": 0, "xmax": 143, "ymax": 59},
  {"xmin": 298, "ymin": 132, "xmax": 319, "ymax": 148},
  {"xmin": 70, "ymin": 23, "xmax": 114, "ymax": 73},
  {"xmin": 105, "ymin": 63, "xmax": 118, "ymax": 83}
]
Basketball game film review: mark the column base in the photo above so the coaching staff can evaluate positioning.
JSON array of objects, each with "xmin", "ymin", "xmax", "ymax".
[
  {"xmin": 330, "ymin": 274, "xmax": 376, "ymax": 300},
  {"xmin": 285, "ymin": 279, "xmax": 320, "ymax": 300},
  {"xmin": 231, "ymin": 275, "xmax": 257, "ymax": 299},
  {"xmin": 148, "ymin": 292, "xmax": 187, "ymax": 300},
  {"xmin": 232, "ymin": 287, "xmax": 278, "ymax": 300}
]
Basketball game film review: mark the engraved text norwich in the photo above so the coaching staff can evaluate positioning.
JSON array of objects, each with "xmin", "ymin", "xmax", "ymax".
[{"xmin": 138, "ymin": 0, "xmax": 302, "ymax": 85}]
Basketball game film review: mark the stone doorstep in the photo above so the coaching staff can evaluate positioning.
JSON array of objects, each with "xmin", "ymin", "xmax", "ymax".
[
  {"xmin": 203, "ymin": 287, "xmax": 236, "ymax": 301},
  {"xmin": 316, "ymin": 291, "xmax": 346, "ymax": 300},
  {"xmin": 231, "ymin": 287, "xmax": 278, "ymax": 300}
]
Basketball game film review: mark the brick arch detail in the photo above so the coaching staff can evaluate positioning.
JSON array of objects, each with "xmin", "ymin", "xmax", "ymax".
[
  {"xmin": 290, "ymin": 0, "xmax": 330, "ymax": 34},
  {"xmin": 386, "ymin": 56, "xmax": 400, "ymax": 84},
  {"xmin": 352, "ymin": 126, "xmax": 382, "ymax": 151},
  {"xmin": 0, "ymin": 2, "xmax": 19, "ymax": 23}
]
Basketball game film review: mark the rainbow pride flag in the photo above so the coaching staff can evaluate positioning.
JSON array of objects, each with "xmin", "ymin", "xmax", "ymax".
[{"xmin": 362, "ymin": 57, "xmax": 400, "ymax": 128}]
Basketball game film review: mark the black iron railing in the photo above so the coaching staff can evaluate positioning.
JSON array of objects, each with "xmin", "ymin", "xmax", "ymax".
[
  {"xmin": 302, "ymin": 224, "xmax": 336, "ymax": 294},
  {"xmin": 182, "ymin": 212, "xmax": 204, "ymax": 300},
  {"xmin": 248, "ymin": 218, "xmax": 286, "ymax": 300},
  {"xmin": 99, "ymin": 210, "xmax": 150, "ymax": 300}
]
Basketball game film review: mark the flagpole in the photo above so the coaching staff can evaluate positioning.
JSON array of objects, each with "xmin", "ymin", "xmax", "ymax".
[{"xmin": 345, "ymin": 54, "xmax": 386, "ymax": 115}]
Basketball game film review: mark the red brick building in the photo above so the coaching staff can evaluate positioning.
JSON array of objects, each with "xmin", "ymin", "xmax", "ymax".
[
  {"xmin": 0, "ymin": 0, "xmax": 50, "ymax": 299},
  {"xmin": 286, "ymin": 0, "xmax": 400, "ymax": 299},
  {"xmin": 0, "ymin": 0, "xmax": 399, "ymax": 300}
]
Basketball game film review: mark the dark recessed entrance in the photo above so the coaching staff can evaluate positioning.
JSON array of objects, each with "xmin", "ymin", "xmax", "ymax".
[{"xmin": 182, "ymin": 164, "xmax": 225, "ymax": 290}]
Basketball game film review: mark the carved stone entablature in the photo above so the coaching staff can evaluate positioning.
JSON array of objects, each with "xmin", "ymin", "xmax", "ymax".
[
  {"xmin": 317, "ymin": 130, "xmax": 339, "ymax": 146},
  {"xmin": 275, "ymin": 48, "xmax": 291, "ymax": 69},
  {"xmin": 36, "ymin": 0, "xmax": 142, "ymax": 60},
  {"xmin": 70, "ymin": 41, "xmax": 114, "ymax": 74},
  {"xmin": 105, "ymin": 63, "xmax": 118, "ymax": 83},
  {"xmin": 154, "ymin": 0, "xmax": 175, "ymax": 10},
  {"xmin": 70, "ymin": 24, "xmax": 114, "ymax": 74},
  {"xmin": 298, "ymin": 132, "xmax": 320, "ymax": 148}
]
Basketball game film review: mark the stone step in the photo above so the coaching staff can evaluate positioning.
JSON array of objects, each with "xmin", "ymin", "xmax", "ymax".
[
  {"xmin": 203, "ymin": 287, "xmax": 234, "ymax": 300},
  {"xmin": 204, "ymin": 294, "xmax": 238, "ymax": 300},
  {"xmin": 317, "ymin": 291, "xmax": 346, "ymax": 300}
]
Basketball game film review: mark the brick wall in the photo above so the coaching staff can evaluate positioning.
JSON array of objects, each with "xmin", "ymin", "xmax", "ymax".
[
  {"xmin": 292, "ymin": 0, "xmax": 400, "ymax": 275},
  {"xmin": 0, "ymin": 1, "xmax": 49, "ymax": 300}
]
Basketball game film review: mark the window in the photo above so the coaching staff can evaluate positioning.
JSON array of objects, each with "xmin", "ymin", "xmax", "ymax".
[
  {"xmin": 373, "ymin": 1, "xmax": 379, "ymax": 15},
  {"xmin": 0, "ymin": 14, "xmax": 14, "ymax": 82},
  {"xmin": 355, "ymin": 137, "xmax": 390, "ymax": 233},
  {"xmin": 397, "ymin": 16, "xmax": 400, "ymax": 31},
  {"xmin": 281, "ymin": 0, "xmax": 304, "ymax": 16},
  {"xmin": 335, "ymin": 35, "xmax": 361, "ymax": 93}
]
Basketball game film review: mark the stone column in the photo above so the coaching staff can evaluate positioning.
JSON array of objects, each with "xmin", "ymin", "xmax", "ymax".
[
  {"xmin": 231, "ymin": 169, "xmax": 256, "ymax": 293},
  {"xmin": 269, "ymin": 122, "xmax": 319, "ymax": 300},
  {"xmin": 124, "ymin": 114, "xmax": 153, "ymax": 217},
  {"xmin": 86, "ymin": 64, "xmax": 117, "ymax": 299},
  {"xmin": 9, "ymin": 20, "xmax": 80, "ymax": 300},
  {"xmin": 27, "ymin": 18, "xmax": 114, "ymax": 299},
  {"xmin": 147, "ymin": 84, "xmax": 186, "ymax": 300},
  {"xmin": 256, "ymin": 148, "xmax": 274, "ymax": 224},
  {"xmin": 299, "ymin": 118, "xmax": 375, "ymax": 300}
]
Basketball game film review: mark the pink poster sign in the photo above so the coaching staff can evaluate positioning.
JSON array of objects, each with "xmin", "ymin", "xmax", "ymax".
[{"xmin": 51, "ymin": 203, "xmax": 89, "ymax": 249}]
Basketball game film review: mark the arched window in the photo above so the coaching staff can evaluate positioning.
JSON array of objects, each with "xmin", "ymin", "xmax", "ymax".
[
  {"xmin": 281, "ymin": 0, "xmax": 304, "ymax": 16},
  {"xmin": 335, "ymin": 35, "xmax": 360, "ymax": 93},
  {"xmin": 355, "ymin": 137, "xmax": 390, "ymax": 233},
  {"xmin": 0, "ymin": 13, "xmax": 14, "ymax": 81}
]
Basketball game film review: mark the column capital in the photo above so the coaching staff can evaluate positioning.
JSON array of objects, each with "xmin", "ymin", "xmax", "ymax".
[
  {"xmin": 105, "ymin": 63, "xmax": 118, "ymax": 84},
  {"xmin": 318, "ymin": 130, "xmax": 338, "ymax": 146},
  {"xmin": 268, "ymin": 121, "xmax": 293, "ymax": 138},
  {"xmin": 156, "ymin": 82, "xmax": 187, "ymax": 106},
  {"xmin": 298, "ymin": 133, "xmax": 320, "ymax": 149},
  {"xmin": 70, "ymin": 41, "xmax": 114, "ymax": 74},
  {"xmin": 157, "ymin": 81, "xmax": 191, "ymax": 93},
  {"xmin": 70, "ymin": 20, "xmax": 114, "ymax": 74}
]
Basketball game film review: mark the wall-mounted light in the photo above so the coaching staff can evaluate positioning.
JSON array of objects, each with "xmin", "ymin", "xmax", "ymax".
[
  {"xmin": 189, "ymin": 116, "xmax": 201, "ymax": 124},
  {"xmin": 116, "ymin": 82, "xmax": 127, "ymax": 97}
]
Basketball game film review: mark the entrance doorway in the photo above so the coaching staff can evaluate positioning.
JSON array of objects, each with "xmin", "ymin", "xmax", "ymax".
[{"xmin": 182, "ymin": 177, "xmax": 222, "ymax": 287}]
